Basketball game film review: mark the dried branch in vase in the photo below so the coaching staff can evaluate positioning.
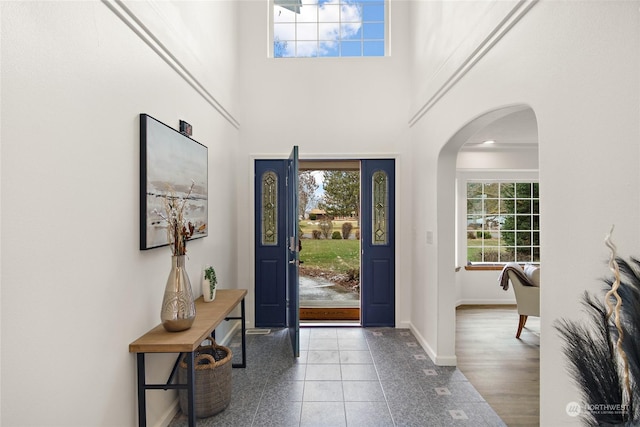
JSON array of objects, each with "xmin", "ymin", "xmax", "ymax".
[{"xmin": 154, "ymin": 181, "xmax": 196, "ymax": 256}]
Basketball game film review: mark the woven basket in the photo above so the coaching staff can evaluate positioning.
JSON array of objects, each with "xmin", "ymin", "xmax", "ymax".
[{"xmin": 178, "ymin": 338, "xmax": 233, "ymax": 418}]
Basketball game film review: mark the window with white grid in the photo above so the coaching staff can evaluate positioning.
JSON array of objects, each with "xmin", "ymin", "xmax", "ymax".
[
  {"xmin": 466, "ymin": 181, "xmax": 540, "ymax": 264},
  {"xmin": 272, "ymin": 0, "xmax": 386, "ymax": 58}
]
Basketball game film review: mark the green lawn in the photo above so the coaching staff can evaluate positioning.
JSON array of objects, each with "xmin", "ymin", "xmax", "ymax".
[
  {"xmin": 467, "ymin": 238, "xmax": 514, "ymax": 262},
  {"xmin": 299, "ymin": 239, "xmax": 360, "ymax": 273}
]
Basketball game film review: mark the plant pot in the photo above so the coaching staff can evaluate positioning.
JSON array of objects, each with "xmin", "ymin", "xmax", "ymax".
[
  {"xmin": 203, "ymin": 278, "xmax": 216, "ymax": 302},
  {"xmin": 202, "ymin": 265, "xmax": 217, "ymax": 302}
]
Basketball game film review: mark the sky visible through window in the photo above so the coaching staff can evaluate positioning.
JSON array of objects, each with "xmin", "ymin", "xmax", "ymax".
[{"xmin": 274, "ymin": 0, "xmax": 385, "ymax": 58}]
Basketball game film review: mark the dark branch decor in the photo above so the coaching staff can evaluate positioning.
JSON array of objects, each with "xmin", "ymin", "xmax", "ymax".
[{"xmin": 555, "ymin": 229, "xmax": 640, "ymax": 426}]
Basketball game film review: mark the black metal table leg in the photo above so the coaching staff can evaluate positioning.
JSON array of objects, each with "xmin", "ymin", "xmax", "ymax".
[
  {"xmin": 228, "ymin": 298, "xmax": 247, "ymax": 368},
  {"xmin": 186, "ymin": 351, "xmax": 196, "ymax": 427},
  {"xmin": 166, "ymin": 353, "xmax": 182, "ymax": 387},
  {"xmin": 136, "ymin": 353, "xmax": 147, "ymax": 427},
  {"xmin": 240, "ymin": 298, "xmax": 246, "ymax": 368}
]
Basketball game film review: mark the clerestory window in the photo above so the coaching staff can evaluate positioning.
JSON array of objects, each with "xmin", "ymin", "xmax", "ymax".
[
  {"xmin": 272, "ymin": 0, "xmax": 386, "ymax": 58},
  {"xmin": 466, "ymin": 181, "xmax": 540, "ymax": 264}
]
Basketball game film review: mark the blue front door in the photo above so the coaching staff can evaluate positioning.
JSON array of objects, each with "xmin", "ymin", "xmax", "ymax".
[
  {"xmin": 254, "ymin": 148, "xmax": 301, "ymax": 357},
  {"xmin": 254, "ymin": 159, "xmax": 287, "ymax": 327},
  {"xmin": 361, "ymin": 159, "xmax": 395, "ymax": 327},
  {"xmin": 256, "ymin": 157, "xmax": 395, "ymax": 329},
  {"xmin": 287, "ymin": 146, "xmax": 300, "ymax": 357}
]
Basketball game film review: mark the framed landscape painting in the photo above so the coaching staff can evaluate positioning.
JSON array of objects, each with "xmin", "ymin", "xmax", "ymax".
[{"xmin": 140, "ymin": 114, "xmax": 208, "ymax": 250}]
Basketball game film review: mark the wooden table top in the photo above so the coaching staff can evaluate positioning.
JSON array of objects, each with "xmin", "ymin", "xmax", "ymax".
[{"xmin": 129, "ymin": 289, "xmax": 247, "ymax": 354}]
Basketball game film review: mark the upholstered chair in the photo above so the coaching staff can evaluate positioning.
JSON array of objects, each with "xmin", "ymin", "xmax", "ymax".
[{"xmin": 500, "ymin": 263, "xmax": 540, "ymax": 338}]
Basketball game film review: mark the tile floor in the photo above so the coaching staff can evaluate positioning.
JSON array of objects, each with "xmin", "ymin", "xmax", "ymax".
[{"xmin": 170, "ymin": 327, "xmax": 505, "ymax": 426}]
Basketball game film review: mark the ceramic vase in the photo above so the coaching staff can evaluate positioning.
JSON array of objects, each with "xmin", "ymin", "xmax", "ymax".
[
  {"xmin": 202, "ymin": 265, "xmax": 217, "ymax": 302},
  {"xmin": 161, "ymin": 255, "xmax": 196, "ymax": 332},
  {"xmin": 202, "ymin": 278, "xmax": 216, "ymax": 302}
]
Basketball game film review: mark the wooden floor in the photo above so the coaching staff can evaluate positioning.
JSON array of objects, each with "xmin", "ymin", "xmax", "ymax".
[{"xmin": 456, "ymin": 305, "xmax": 540, "ymax": 427}]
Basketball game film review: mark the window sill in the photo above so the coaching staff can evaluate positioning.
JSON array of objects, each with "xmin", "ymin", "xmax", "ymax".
[
  {"xmin": 464, "ymin": 265, "xmax": 505, "ymax": 271},
  {"xmin": 464, "ymin": 263, "xmax": 539, "ymax": 271}
]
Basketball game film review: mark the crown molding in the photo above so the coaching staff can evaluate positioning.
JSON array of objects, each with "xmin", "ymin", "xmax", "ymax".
[
  {"xmin": 102, "ymin": 0, "xmax": 241, "ymax": 129},
  {"xmin": 409, "ymin": 0, "xmax": 538, "ymax": 128}
]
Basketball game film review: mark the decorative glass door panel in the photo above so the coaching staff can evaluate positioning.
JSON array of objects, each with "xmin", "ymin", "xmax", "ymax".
[
  {"xmin": 262, "ymin": 171, "xmax": 278, "ymax": 246},
  {"xmin": 372, "ymin": 170, "xmax": 388, "ymax": 245}
]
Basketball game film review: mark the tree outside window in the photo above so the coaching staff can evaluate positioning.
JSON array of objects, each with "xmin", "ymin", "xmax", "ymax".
[{"xmin": 467, "ymin": 181, "xmax": 539, "ymax": 264}]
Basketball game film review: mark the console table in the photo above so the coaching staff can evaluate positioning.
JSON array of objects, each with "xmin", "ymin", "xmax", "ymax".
[{"xmin": 129, "ymin": 289, "xmax": 247, "ymax": 427}]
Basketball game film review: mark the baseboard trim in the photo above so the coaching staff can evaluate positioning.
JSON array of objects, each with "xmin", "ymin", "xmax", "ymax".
[
  {"xmin": 408, "ymin": 322, "xmax": 457, "ymax": 367},
  {"xmin": 216, "ymin": 321, "xmax": 241, "ymax": 347},
  {"xmin": 434, "ymin": 354, "xmax": 458, "ymax": 366},
  {"xmin": 397, "ymin": 320, "xmax": 411, "ymax": 329},
  {"xmin": 154, "ymin": 399, "xmax": 180, "ymax": 427},
  {"xmin": 456, "ymin": 299, "xmax": 516, "ymax": 307}
]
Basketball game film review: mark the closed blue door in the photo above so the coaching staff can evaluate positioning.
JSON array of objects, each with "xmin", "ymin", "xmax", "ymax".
[
  {"xmin": 254, "ymin": 160, "xmax": 287, "ymax": 327},
  {"xmin": 361, "ymin": 159, "xmax": 395, "ymax": 327}
]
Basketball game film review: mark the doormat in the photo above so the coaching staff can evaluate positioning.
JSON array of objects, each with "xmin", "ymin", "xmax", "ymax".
[{"xmin": 246, "ymin": 329, "xmax": 271, "ymax": 335}]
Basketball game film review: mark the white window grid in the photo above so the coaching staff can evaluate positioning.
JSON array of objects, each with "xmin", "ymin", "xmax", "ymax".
[
  {"xmin": 466, "ymin": 181, "xmax": 540, "ymax": 264},
  {"xmin": 272, "ymin": 0, "xmax": 387, "ymax": 58}
]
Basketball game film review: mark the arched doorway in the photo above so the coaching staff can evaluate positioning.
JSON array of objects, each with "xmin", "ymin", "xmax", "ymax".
[
  {"xmin": 435, "ymin": 105, "xmax": 538, "ymax": 352},
  {"xmin": 438, "ymin": 104, "xmax": 540, "ymax": 424}
]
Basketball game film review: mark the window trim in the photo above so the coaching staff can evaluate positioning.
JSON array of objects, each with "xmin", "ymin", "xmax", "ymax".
[
  {"xmin": 269, "ymin": 0, "xmax": 389, "ymax": 58},
  {"xmin": 456, "ymin": 170, "xmax": 539, "ymax": 269},
  {"xmin": 464, "ymin": 264, "xmax": 534, "ymax": 271}
]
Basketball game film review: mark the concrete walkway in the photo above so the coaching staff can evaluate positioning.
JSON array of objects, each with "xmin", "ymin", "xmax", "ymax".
[{"xmin": 299, "ymin": 275, "xmax": 359, "ymax": 308}]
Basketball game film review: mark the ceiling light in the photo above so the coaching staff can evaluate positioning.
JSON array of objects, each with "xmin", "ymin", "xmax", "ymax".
[{"xmin": 483, "ymin": 140, "xmax": 495, "ymax": 145}]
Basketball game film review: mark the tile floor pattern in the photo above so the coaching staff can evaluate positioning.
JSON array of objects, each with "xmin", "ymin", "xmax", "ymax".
[{"xmin": 170, "ymin": 327, "xmax": 505, "ymax": 427}]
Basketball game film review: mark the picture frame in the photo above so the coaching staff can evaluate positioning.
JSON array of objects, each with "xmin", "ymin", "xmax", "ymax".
[{"xmin": 140, "ymin": 113, "xmax": 208, "ymax": 250}]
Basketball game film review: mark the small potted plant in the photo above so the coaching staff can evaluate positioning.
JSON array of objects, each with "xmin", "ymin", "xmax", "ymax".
[{"xmin": 202, "ymin": 265, "xmax": 217, "ymax": 302}]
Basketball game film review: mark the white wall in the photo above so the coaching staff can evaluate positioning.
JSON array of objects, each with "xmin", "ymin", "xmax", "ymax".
[
  {"xmin": 1, "ymin": 1, "xmax": 240, "ymax": 426},
  {"xmin": 409, "ymin": 1, "xmax": 639, "ymax": 425},
  {"xmin": 236, "ymin": 0, "xmax": 414, "ymax": 329}
]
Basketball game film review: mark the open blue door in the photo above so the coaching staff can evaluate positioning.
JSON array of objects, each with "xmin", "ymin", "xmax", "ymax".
[
  {"xmin": 361, "ymin": 159, "xmax": 395, "ymax": 327},
  {"xmin": 254, "ymin": 160, "xmax": 287, "ymax": 327},
  {"xmin": 254, "ymin": 148, "xmax": 300, "ymax": 357},
  {"xmin": 287, "ymin": 146, "xmax": 300, "ymax": 357}
]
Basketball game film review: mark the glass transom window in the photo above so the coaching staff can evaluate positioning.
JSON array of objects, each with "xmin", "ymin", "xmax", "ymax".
[{"xmin": 273, "ymin": 0, "xmax": 386, "ymax": 58}]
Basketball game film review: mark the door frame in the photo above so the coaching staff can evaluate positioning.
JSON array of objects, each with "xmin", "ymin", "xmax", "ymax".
[
  {"xmin": 298, "ymin": 159, "xmax": 361, "ymax": 323},
  {"xmin": 249, "ymin": 153, "xmax": 400, "ymax": 328}
]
